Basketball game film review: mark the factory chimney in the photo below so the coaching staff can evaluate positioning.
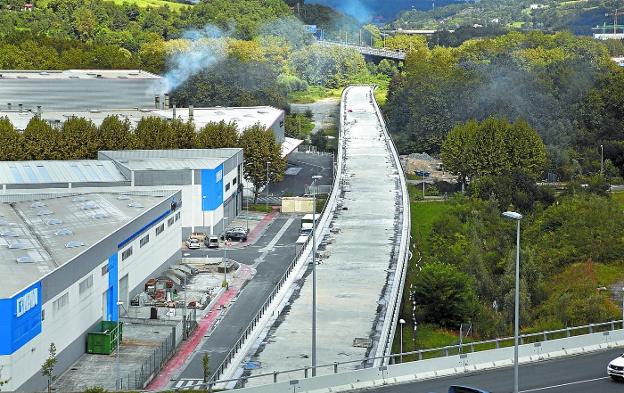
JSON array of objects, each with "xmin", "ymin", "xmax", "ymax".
[
  {"xmin": 172, "ymin": 104, "xmax": 177, "ymax": 119},
  {"xmin": 155, "ymin": 96, "xmax": 160, "ymax": 109},
  {"xmin": 189, "ymin": 105, "xmax": 194, "ymax": 121},
  {"xmin": 164, "ymin": 93, "xmax": 170, "ymax": 109}
]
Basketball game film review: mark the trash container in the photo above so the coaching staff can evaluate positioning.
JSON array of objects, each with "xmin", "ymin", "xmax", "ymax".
[{"xmin": 87, "ymin": 321, "xmax": 123, "ymax": 355}]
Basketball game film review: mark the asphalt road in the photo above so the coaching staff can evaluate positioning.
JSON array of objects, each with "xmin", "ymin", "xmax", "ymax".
[
  {"xmin": 365, "ymin": 348, "xmax": 624, "ymax": 393},
  {"xmin": 175, "ymin": 214, "xmax": 301, "ymax": 382}
]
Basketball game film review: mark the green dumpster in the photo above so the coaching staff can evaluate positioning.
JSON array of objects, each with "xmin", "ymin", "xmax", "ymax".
[{"xmin": 87, "ymin": 321, "xmax": 123, "ymax": 355}]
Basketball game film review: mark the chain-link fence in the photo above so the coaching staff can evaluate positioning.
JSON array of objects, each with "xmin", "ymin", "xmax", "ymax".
[{"xmin": 117, "ymin": 310, "xmax": 198, "ymax": 390}]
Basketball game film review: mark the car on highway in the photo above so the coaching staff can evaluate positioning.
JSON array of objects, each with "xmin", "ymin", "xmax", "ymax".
[
  {"xmin": 205, "ymin": 236, "xmax": 220, "ymax": 249},
  {"xmin": 185, "ymin": 238, "xmax": 201, "ymax": 250},
  {"xmin": 608, "ymin": 353, "xmax": 624, "ymax": 380}
]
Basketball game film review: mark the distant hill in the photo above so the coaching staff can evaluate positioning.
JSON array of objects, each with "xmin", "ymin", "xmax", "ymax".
[
  {"xmin": 391, "ymin": 0, "xmax": 620, "ymax": 34},
  {"xmin": 303, "ymin": 0, "xmax": 466, "ymax": 22}
]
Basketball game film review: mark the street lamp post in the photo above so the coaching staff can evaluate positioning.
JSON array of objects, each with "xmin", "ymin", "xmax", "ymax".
[
  {"xmin": 399, "ymin": 318, "xmax": 406, "ymax": 363},
  {"xmin": 601, "ymin": 144, "xmax": 604, "ymax": 175},
  {"xmin": 311, "ymin": 174, "xmax": 322, "ymax": 376},
  {"xmin": 621, "ymin": 287, "xmax": 624, "ymax": 329},
  {"xmin": 265, "ymin": 161, "xmax": 271, "ymax": 211},
  {"xmin": 502, "ymin": 211, "xmax": 523, "ymax": 393},
  {"xmin": 222, "ymin": 216, "xmax": 229, "ymax": 287},
  {"xmin": 116, "ymin": 301, "xmax": 124, "ymax": 391}
]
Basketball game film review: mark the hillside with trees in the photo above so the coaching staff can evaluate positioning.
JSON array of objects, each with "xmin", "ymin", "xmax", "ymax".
[{"xmin": 392, "ymin": 0, "xmax": 622, "ymax": 34}]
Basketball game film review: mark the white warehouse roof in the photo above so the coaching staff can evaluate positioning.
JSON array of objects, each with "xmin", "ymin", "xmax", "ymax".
[
  {"xmin": 0, "ymin": 106, "xmax": 283, "ymax": 133},
  {"xmin": 0, "ymin": 161, "xmax": 126, "ymax": 185},
  {"xmin": 0, "ymin": 191, "xmax": 174, "ymax": 298}
]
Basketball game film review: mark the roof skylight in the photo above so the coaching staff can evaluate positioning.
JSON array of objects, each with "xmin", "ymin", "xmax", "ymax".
[{"xmin": 65, "ymin": 240, "xmax": 85, "ymax": 248}]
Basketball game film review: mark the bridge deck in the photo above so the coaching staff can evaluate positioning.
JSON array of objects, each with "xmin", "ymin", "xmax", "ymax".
[{"xmin": 242, "ymin": 86, "xmax": 405, "ymax": 385}]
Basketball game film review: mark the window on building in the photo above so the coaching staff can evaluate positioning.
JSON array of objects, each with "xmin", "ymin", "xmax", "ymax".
[
  {"xmin": 175, "ymin": 212, "xmax": 181, "ymax": 222},
  {"xmin": 53, "ymin": 292, "xmax": 69, "ymax": 312},
  {"xmin": 140, "ymin": 234, "xmax": 150, "ymax": 248},
  {"xmin": 102, "ymin": 264, "xmax": 109, "ymax": 276},
  {"xmin": 79, "ymin": 275, "xmax": 93, "ymax": 295},
  {"xmin": 156, "ymin": 223, "xmax": 165, "ymax": 236},
  {"xmin": 41, "ymin": 309, "xmax": 45, "ymax": 321},
  {"xmin": 168, "ymin": 216, "xmax": 175, "ymax": 227},
  {"xmin": 122, "ymin": 247, "xmax": 133, "ymax": 261},
  {"xmin": 225, "ymin": 183, "xmax": 231, "ymax": 192},
  {"xmin": 232, "ymin": 177, "xmax": 237, "ymax": 185}
]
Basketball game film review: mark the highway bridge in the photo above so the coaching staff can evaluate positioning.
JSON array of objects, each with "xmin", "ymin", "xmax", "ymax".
[{"xmin": 318, "ymin": 41, "xmax": 407, "ymax": 61}]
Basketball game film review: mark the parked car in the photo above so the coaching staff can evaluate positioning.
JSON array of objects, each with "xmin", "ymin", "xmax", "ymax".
[
  {"xmin": 608, "ymin": 353, "xmax": 624, "ymax": 380},
  {"xmin": 185, "ymin": 238, "xmax": 201, "ymax": 249},
  {"xmin": 220, "ymin": 227, "xmax": 249, "ymax": 240},
  {"xmin": 205, "ymin": 236, "xmax": 220, "ymax": 249},
  {"xmin": 224, "ymin": 229, "xmax": 247, "ymax": 242}
]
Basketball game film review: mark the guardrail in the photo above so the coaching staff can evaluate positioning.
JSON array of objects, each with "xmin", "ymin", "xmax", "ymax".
[
  {"xmin": 201, "ymin": 88, "xmax": 348, "ymax": 387},
  {"xmin": 366, "ymin": 85, "xmax": 412, "ymax": 365},
  {"xmin": 191, "ymin": 319, "xmax": 624, "ymax": 392}
]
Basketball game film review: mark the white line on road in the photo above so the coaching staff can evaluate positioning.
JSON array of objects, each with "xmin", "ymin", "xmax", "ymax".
[
  {"xmin": 519, "ymin": 376, "xmax": 610, "ymax": 392},
  {"xmin": 252, "ymin": 216, "xmax": 295, "ymax": 268}
]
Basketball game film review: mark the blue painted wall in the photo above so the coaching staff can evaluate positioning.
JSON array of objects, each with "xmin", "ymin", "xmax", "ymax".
[
  {"xmin": 201, "ymin": 164, "xmax": 224, "ymax": 211},
  {"xmin": 107, "ymin": 253, "xmax": 118, "ymax": 321},
  {"xmin": 0, "ymin": 281, "xmax": 42, "ymax": 355}
]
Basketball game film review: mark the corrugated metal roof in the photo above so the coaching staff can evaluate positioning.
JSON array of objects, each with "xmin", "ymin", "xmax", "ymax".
[
  {"xmin": 0, "ymin": 161, "xmax": 126, "ymax": 184},
  {"xmin": 119, "ymin": 158, "xmax": 224, "ymax": 171}
]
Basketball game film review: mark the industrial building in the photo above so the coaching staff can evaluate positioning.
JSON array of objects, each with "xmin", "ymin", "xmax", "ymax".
[
  {"xmin": 0, "ymin": 189, "xmax": 183, "ymax": 392},
  {"xmin": 0, "ymin": 149, "xmax": 244, "ymax": 237},
  {"xmin": 0, "ymin": 70, "xmax": 165, "ymax": 111}
]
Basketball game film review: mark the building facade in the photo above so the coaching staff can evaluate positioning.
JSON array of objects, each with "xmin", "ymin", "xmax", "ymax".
[
  {"xmin": 0, "ymin": 149, "xmax": 244, "ymax": 237},
  {"xmin": 0, "ymin": 190, "xmax": 182, "ymax": 392}
]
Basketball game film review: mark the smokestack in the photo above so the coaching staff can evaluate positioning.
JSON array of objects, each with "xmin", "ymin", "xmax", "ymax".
[
  {"xmin": 18, "ymin": 104, "xmax": 23, "ymax": 113},
  {"xmin": 155, "ymin": 96, "xmax": 160, "ymax": 109},
  {"xmin": 172, "ymin": 104, "xmax": 176, "ymax": 119},
  {"xmin": 7, "ymin": 103, "xmax": 11, "ymax": 110},
  {"xmin": 37, "ymin": 105, "xmax": 41, "ymax": 115},
  {"xmin": 189, "ymin": 105, "xmax": 194, "ymax": 121},
  {"xmin": 164, "ymin": 93, "xmax": 170, "ymax": 109}
]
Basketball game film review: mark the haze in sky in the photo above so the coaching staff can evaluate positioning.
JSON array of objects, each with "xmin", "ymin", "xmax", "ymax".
[{"xmin": 306, "ymin": 0, "xmax": 465, "ymax": 21}]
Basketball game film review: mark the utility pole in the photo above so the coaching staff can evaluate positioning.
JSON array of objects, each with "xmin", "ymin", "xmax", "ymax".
[
  {"xmin": 311, "ymin": 175, "xmax": 322, "ymax": 376},
  {"xmin": 265, "ymin": 161, "xmax": 271, "ymax": 211}
]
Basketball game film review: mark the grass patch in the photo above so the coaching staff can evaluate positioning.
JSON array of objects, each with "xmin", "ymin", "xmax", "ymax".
[
  {"xmin": 247, "ymin": 204, "xmax": 272, "ymax": 213},
  {"xmin": 288, "ymin": 86, "xmax": 342, "ymax": 104},
  {"xmin": 410, "ymin": 200, "xmax": 453, "ymax": 248},
  {"xmin": 107, "ymin": 0, "xmax": 189, "ymax": 11},
  {"xmin": 611, "ymin": 191, "xmax": 624, "ymax": 208},
  {"xmin": 38, "ymin": 0, "xmax": 189, "ymax": 10}
]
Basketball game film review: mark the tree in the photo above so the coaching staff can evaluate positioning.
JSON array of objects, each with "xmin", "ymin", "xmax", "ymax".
[
  {"xmin": 97, "ymin": 115, "xmax": 135, "ymax": 151},
  {"xmin": 195, "ymin": 121, "xmax": 239, "ymax": 149},
  {"xmin": 0, "ymin": 117, "xmax": 23, "ymax": 161},
  {"xmin": 134, "ymin": 116, "xmax": 170, "ymax": 150},
  {"xmin": 441, "ymin": 117, "xmax": 546, "ymax": 183},
  {"xmin": 22, "ymin": 117, "xmax": 62, "ymax": 160},
  {"xmin": 41, "ymin": 343, "xmax": 57, "ymax": 393},
  {"xmin": 413, "ymin": 262, "xmax": 478, "ymax": 328},
  {"xmin": 60, "ymin": 117, "xmax": 98, "ymax": 159},
  {"xmin": 289, "ymin": 45, "xmax": 367, "ymax": 88},
  {"xmin": 238, "ymin": 124, "xmax": 286, "ymax": 203},
  {"xmin": 202, "ymin": 352, "xmax": 210, "ymax": 383}
]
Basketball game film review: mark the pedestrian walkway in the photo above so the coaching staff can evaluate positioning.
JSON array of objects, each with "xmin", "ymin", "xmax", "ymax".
[
  {"xmin": 173, "ymin": 379, "xmax": 205, "ymax": 390},
  {"xmin": 147, "ymin": 264, "xmax": 255, "ymax": 390}
]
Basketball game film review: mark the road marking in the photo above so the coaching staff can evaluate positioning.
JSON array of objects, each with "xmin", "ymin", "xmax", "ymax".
[
  {"xmin": 252, "ymin": 216, "xmax": 295, "ymax": 267},
  {"xmin": 520, "ymin": 376, "xmax": 610, "ymax": 392}
]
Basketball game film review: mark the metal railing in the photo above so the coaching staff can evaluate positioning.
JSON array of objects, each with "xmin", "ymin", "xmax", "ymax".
[
  {"xmin": 181, "ymin": 319, "xmax": 624, "ymax": 392},
  {"xmin": 318, "ymin": 40, "xmax": 407, "ymax": 60}
]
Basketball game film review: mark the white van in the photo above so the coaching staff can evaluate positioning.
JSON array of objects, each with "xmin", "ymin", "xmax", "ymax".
[{"xmin": 300, "ymin": 222, "xmax": 314, "ymax": 236}]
